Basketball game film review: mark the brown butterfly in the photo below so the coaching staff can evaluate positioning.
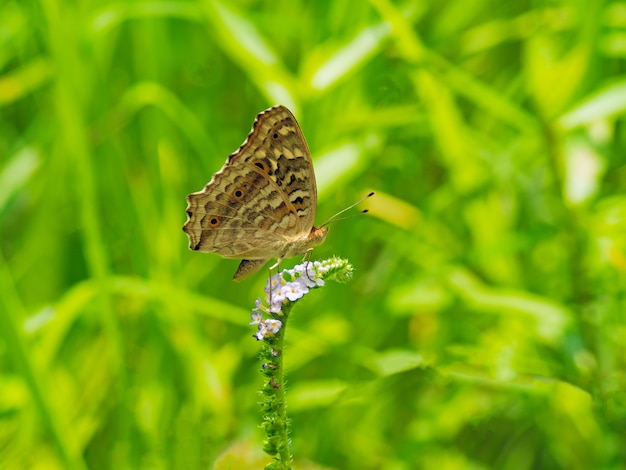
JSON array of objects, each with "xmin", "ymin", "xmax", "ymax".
[{"xmin": 183, "ymin": 105, "xmax": 328, "ymax": 281}]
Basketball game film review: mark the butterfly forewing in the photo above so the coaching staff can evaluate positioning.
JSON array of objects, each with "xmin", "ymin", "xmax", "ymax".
[{"xmin": 236, "ymin": 106, "xmax": 318, "ymax": 232}]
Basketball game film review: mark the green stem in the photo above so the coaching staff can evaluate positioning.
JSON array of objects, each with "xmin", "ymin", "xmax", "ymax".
[{"xmin": 260, "ymin": 303, "xmax": 293, "ymax": 469}]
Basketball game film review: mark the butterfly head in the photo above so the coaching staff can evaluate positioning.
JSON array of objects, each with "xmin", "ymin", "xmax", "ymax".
[{"xmin": 309, "ymin": 225, "xmax": 329, "ymax": 246}]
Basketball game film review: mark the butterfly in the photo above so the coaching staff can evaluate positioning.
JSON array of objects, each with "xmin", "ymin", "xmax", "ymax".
[{"xmin": 183, "ymin": 105, "xmax": 328, "ymax": 281}]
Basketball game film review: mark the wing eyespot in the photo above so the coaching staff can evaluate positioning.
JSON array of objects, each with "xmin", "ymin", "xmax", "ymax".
[
  {"xmin": 233, "ymin": 187, "xmax": 247, "ymax": 201},
  {"xmin": 208, "ymin": 216, "xmax": 221, "ymax": 228},
  {"xmin": 254, "ymin": 160, "xmax": 270, "ymax": 174}
]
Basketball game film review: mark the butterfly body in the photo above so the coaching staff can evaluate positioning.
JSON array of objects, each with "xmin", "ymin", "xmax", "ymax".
[{"xmin": 183, "ymin": 105, "xmax": 327, "ymax": 281}]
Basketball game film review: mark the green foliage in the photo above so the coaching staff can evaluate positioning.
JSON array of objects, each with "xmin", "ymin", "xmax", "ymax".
[{"xmin": 1, "ymin": 0, "xmax": 626, "ymax": 468}]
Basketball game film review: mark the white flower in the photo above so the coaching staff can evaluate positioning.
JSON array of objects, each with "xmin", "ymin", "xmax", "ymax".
[
  {"xmin": 253, "ymin": 319, "xmax": 282, "ymax": 341},
  {"xmin": 283, "ymin": 279, "xmax": 309, "ymax": 301},
  {"xmin": 266, "ymin": 272, "xmax": 283, "ymax": 292},
  {"xmin": 294, "ymin": 260, "xmax": 315, "ymax": 274},
  {"xmin": 254, "ymin": 322, "xmax": 267, "ymax": 341},
  {"xmin": 264, "ymin": 319, "xmax": 282, "ymax": 334},
  {"xmin": 250, "ymin": 311, "xmax": 263, "ymax": 325},
  {"xmin": 269, "ymin": 288, "xmax": 286, "ymax": 313}
]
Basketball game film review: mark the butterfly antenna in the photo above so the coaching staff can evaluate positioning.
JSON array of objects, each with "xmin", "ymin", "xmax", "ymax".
[{"xmin": 320, "ymin": 192, "xmax": 374, "ymax": 228}]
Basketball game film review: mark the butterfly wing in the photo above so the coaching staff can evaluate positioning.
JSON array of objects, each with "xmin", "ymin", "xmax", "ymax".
[{"xmin": 183, "ymin": 105, "xmax": 318, "ymax": 261}]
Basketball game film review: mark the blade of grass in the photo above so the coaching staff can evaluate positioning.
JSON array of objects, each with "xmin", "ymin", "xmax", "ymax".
[{"xmin": 0, "ymin": 252, "xmax": 87, "ymax": 470}]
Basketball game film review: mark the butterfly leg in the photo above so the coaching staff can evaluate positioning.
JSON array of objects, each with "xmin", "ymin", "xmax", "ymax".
[
  {"xmin": 269, "ymin": 257, "xmax": 283, "ymax": 272},
  {"xmin": 300, "ymin": 249, "xmax": 315, "ymax": 282},
  {"xmin": 267, "ymin": 258, "xmax": 283, "ymax": 310}
]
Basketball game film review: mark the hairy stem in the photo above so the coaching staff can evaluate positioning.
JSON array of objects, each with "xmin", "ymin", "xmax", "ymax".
[{"xmin": 259, "ymin": 303, "xmax": 293, "ymax": 469}]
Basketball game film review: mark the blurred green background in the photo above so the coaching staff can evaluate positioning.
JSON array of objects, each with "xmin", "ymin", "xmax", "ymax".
[{"xmin": 2, "ymin": 0, "xmax": 626, "ymax": 468}]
